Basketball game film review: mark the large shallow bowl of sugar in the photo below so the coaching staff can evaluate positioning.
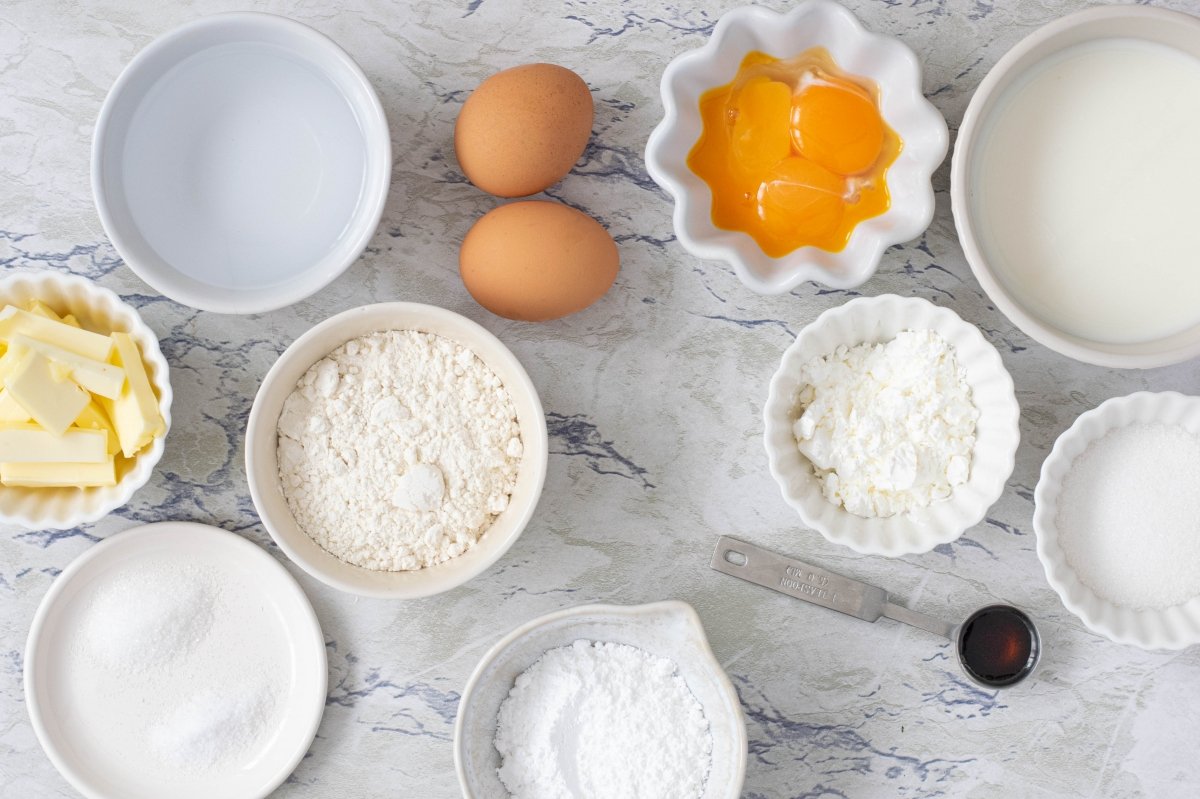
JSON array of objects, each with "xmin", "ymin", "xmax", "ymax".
[
  {"xmin": 951, "ymin": 5, "xmax": 1200, "ymax": 367},
  {"xmin": 92, "ymin": 12, "xmax": 390, "ymax": 314},
  {"xmin": 1034, "ymin": 392, "xmax": 1200, "ymax": 650},
  {"xmin": 764, "ymin": 294, "xmax": 1020, "ymax": 556},
  {"xmin": 0, "ymin": 271, "xmax": 172, "ymax": 530},
  {"xmin": 453, "ymin": 601, "xmax": 747, "ymax": 799},
  {"xmin": 246, "ymin": 302, "xmax": 548, "ymax": 599},
  {"xmin": 645, "ymin": 0, "xmax": 948, "ymax": 293}
]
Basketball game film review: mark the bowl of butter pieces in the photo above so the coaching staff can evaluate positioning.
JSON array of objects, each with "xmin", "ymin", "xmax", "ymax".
[{"xmin": 0, "ymin": 271, "xmax": 171, "ymax": 529}]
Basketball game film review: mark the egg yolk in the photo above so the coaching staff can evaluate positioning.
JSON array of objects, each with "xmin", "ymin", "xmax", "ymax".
[
  {"xmin": 792, "ymin": 82, "xmax": 885, "ymax": 176},
  {"xmin": 687, "ymin": 49, "xmax": 902, "ymax": 257}
]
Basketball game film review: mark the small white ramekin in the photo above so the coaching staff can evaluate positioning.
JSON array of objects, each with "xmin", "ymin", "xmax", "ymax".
[
  {"xmin": 1034, "ymin": 392, "xmax": 1200, "ymax": 650},
  {"xmin": 453, "ymin": 601, "xmax": 747, "ymax": 799},
  {"xmin": 764, "ymin": 295, "xmax": 1019, "ymax": 556},
  {"xmin": 645, "ymin": 0, "xmax": 947, "ymax": 294},
  {"xmin": 245, "ymin": 302, "xmax": 548, "ymax": 599},
  {"xmin": 0, "ymin": 271, "xmax": 172, "ymax": 530},
  {"xmin": 92, "ymin": 12, "xmax": 391, "ymax": 314},
  {"xmin": 951, "ymin": 5, "xmax": 1200, "ymax": 368}
]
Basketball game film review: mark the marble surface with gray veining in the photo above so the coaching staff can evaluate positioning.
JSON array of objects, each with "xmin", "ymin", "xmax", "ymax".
[{"xmin": 3, "ymin": 0, "xmax": 1200, "ymax": 796}]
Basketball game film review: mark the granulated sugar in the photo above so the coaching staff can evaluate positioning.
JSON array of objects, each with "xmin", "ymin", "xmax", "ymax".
[
  {"xmin": 149, "ymin": 684, "xmax": 278, "ymax": 772},
  {"xmin": 79, "ymin": 560, "xmax": 217, "ymax": 675},
  {"xmin": 1055, "ymin": 422, "xmax": 1200, "ymax": 608},
  {"xmin": 70, "ymin": 554, "xmax": 287, "ymax": 777},
  {"xmin": 494, "ymin": 640, "xmax": 713, "ymax": 799}
]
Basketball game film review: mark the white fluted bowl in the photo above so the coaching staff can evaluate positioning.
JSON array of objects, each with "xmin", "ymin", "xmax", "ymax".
[
  {"xmin": 0, "ymin": 271, "xmax": 172, "ymax": 529},
  {"xmin": 765, "ymin": 295, "xmax": 1019, "ymax": 555},
  {"xmin": 1034, "ymin": 392, "xmax": 1200, "ymax": 650},
  {"xmin": 645, "ymin": 0, "xmax": 948, "ymax": 293},
  {"xmin": 454, "ymin": 601, "xmax": 746, "ymax": 799}
]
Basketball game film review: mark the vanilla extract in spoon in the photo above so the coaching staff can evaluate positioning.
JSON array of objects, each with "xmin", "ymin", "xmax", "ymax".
[{"xmin": 710, "ymin": 536, "xmax": 1040, "ymax": 688}]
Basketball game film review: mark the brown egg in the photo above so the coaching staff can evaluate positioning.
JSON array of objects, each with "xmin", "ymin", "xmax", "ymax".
[
  {"xmin": 460, "ymin": 201, "xmax": 619, "ymax": 321},
  {"xmin": 455, "ymin": 63, "xmax": 593, "ymax": 198}
]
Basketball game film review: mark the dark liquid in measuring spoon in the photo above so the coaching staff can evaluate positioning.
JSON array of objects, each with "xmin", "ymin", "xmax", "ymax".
[{"xmin": 958, "ymin": 606, "xmax": 1037, "ymax": 687}]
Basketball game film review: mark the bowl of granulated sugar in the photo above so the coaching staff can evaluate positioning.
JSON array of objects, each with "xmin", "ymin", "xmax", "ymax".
[{"xmin": 1034, "ymin": 391, "xmax": 1200, "ymax": 649}]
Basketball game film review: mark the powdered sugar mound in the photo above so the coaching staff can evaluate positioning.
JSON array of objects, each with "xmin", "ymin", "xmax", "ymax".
[
  {"xmin": 494, "ymin": 640, "xmax": 713, "ymax": 799},
  {"xmin": 277, "ymin": 330, "xmax": 522, "ymax": 571},
  {"xmin": 792, "ymin": 329, "xmax": 978, "ymax": 518}
]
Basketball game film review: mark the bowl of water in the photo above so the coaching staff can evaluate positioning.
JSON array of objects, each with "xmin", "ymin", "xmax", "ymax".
[{"xmin": 92, "ymin": 12, "xmax": 391, "ymax": 314}]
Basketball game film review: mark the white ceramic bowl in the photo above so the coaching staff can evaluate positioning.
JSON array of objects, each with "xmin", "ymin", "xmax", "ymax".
[
  {"xmin": 25, "ymin": 522, "xmax": 327, "ymax": 799},
  {"xmin": 453, "ymin": 601, "xmax": 747, "ymax": 798},
  {"xmin": 951, "ymin": 5, "xmax": 1200, "ymax": 368},
  {"xmin": 92, "ymin": 12, "xmax": 391, "ymax": 314},
  {"xmin": 764, "ymin": 295, "xmax": 1020, "ymax": 555},
  {"xmin": 1034, "ymin": 392, "xmax": 1200, "ymax": 650},
  {"xmin": 645, "ymin": 0, "xmax": 948, "ymax": 294},
  {"xmin": 0, "ymin": 271, "xmax": 172, "ymax": 530},
  {"xmin": 246, "ymin": 302, "xmax": 548, "ymax": 599}
]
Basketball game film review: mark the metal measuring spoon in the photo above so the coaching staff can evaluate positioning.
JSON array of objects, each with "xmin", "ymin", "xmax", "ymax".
[{"xmin": 710, "ymin": 536, "xmax": 1041, "ymax": 688}]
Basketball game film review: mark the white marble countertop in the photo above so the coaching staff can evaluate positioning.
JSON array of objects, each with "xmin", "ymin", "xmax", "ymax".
[{"xmin": 2, "ymin": 0, "xmax": 1200, "ymax": 797}]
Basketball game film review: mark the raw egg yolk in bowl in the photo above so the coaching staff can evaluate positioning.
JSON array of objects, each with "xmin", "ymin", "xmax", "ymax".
[{"xmin": 687, "ymin": 49, "xmax": 902, "ymax": 257}]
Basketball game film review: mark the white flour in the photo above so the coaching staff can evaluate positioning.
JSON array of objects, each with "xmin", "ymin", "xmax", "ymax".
[
  {"xmin": 277, "ymin": 330, "xmax": 522, "ymax": 571},
  {"xmin": 793, "ymin": 330, "xmax": 978, "ymax": 518},
  {"xmin": 494, "ymin": 640, "xmax": 713, "ymax": 799}
]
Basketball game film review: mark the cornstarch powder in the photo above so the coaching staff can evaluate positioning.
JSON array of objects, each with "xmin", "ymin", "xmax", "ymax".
[
  {"xmin": 792, "ymin": 330, "xmax": 978, "ymax": 518},
  {"xmin": 494, "ymin": 640, "xmax": 713, "ymax": 799},
  {"xmin": 277, "ymin": 330, "xmax": 522, "ymax": 571},
  {"xmin": 1055, "ymin": 422, "xmax": 1200, "ymax": 608}
]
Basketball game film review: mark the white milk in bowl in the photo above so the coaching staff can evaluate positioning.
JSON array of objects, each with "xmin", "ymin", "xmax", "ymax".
[{"xmin": 971, "ymin": 37, "xmax": 1200, "ymax": 345}]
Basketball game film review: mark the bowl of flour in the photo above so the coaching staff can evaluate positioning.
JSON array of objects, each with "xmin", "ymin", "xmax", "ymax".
[
  {"xmin": 246, "ymin": 302, "xmax": 548, "ymax": 598},
  {"xmin": 453, "ymin": 601, "xmax": 746, "ymax": 799},
  {"xmin": 764, "ymin": 294, "xmax": 1020, "ymax": 556}
]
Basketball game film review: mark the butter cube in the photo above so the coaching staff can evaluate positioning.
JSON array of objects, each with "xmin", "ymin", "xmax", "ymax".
[
  {"xmin": 0, "ymin": 306, "xmax": 113, "ymax": 361},
  {"xmin": 102, "ymin": 333, "xmax": 164, "ymax": 458},
  {"xmin": 11, "ymin": 334, "xmax": 125, "ymax": 400},
  {"xmin": 0, "ymin": 342, "xmax": 28, "ymax": 382},
  {"xmin": 60, "ymin": 314, "xmax": 81, "ymax": 329},
  {"xmin": 0, "ymin": 425, "xmax": 107, "ymax": 463},
  {"xmin": 1, "ymin": 458, "xmax": 116, "ymax": 487},
  {"xmin": 5, "ymin": 351, "xmax": 90, "ymax": 436},
  {"xmin": 74, "ymin": 401, "xmax": 121, "ymax": 456},
  {"xmin": 0, "ymin": 389, "xmax": 31, "ymax": 423},
  {"xmin": 24, "ymin": 300, "xmax": 62, "ymax": 321}
]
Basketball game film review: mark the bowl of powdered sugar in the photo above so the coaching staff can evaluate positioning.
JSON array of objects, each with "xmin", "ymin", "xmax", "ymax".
[
  {"xmin": 453, "ymin": 601, "xmax": 746, "ymax": 799},
  {"xmin": 246, "ymin": 302, "xmax": 548, "ymax": 598},
  {"xmin": 1034, "ymin": 391, "xmax": 1200, "ymax": 649},
  {"xmin": 765, "ymin": 294, "xmax": 1020, "ymax": 556}
]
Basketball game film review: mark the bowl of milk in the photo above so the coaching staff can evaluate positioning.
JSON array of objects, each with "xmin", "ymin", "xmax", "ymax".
[{"xmin": 951, "ymin": 5, "xmax": 1200, "ymax": 368}]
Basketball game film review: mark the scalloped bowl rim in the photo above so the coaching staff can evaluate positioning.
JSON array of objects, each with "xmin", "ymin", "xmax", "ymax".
[
  {"xmin": 452, "ymin": 600, "xmax": 747, "ymax": 799},
  {"xmin": 764, "ymin": 294, "xmax": 1020, "ymax": 555},
  {"xmin": 1033, "ymin": 391, "xmax": 1200, "ymax": 649},
  {"xmin": 0, "ymin": 271, "xmax": 172, "ymax": 530},
  {"xmin": 645, "ymin": 0, "xmax": 949, "ymax": 294}
]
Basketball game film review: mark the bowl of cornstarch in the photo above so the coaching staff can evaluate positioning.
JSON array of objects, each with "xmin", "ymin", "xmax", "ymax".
[
  {"xmin": 764, "ymin": 294, "xmax": 1020, "ymax": 556},
  {"xmin": 246, "ymin": 302, "xmax": 548, "ymax": 599},
  {"xmin": 453, "ymin": 601, "xmax": 747, "ymax": 799},
  {"xmin": 1034, "ymin": 392, "xmax": 1200, "ymax": 649}
]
